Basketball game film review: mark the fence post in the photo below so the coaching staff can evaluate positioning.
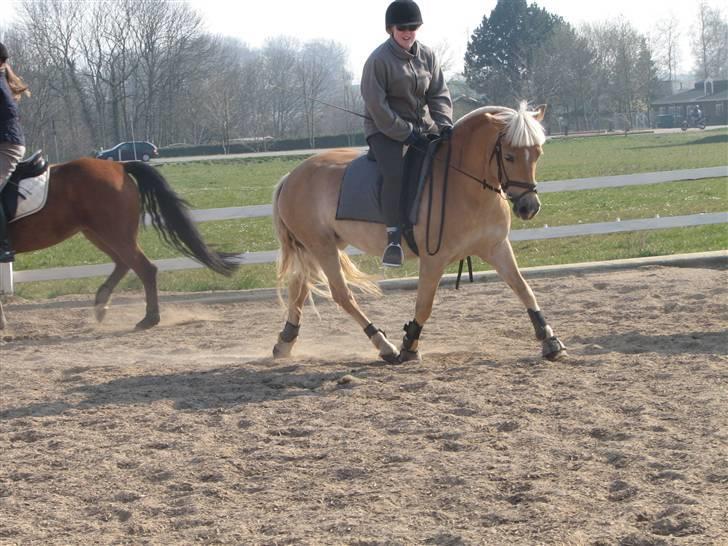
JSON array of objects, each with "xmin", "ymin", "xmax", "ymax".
[{"xmin": 0, "ymin": 263, "xmax": 14, "ymax": 295}]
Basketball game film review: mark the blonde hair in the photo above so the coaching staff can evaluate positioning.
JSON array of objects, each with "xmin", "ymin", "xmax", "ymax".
[{"xmin": 2, "ymin": 62, "xmax": 30, "ymax": 101}]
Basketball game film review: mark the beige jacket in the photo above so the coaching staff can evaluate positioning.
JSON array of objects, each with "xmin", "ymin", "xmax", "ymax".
[{"xmin": 361, "ymin": 37, "xmax": 453, "ymax": 142}]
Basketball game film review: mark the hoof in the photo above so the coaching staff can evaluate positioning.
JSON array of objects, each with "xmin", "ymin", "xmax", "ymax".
[
  {"xmin": 398, "ymin": 348, "xmax": 421, "ymax": 363},
  {"xmin": 370, "ymin": 330, "xmax": 400, "ymax": 364},
  {"xmin": 94, "ymin": 304, "xmax": 109, "ymax": 323},
  {"xmin": 381, "ymin": 351, "xmax": 401, "ymax": 365},
  {"xmin": 272, "ymin": 338, "xmax": 295, "ymax": 359},
  {"xmin": 135, "ymin": 313, "xmax": 160, "ymax": 331},
  {"xmin": 543, "ymin": 336, "xmax": 567, "ymax": 361}
]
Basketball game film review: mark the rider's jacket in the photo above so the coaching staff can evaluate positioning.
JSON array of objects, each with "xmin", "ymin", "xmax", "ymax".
[
  {"xmin": 0, "ymin": 67, "xmax": 25, "ymax": 146},
  {"xmin": 361, "ymin": 36, "xmax": 452, "ymax": 142}
]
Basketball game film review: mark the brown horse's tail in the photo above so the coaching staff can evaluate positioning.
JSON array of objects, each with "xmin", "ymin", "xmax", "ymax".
[
  {"xmin": 272, "ymin": 175, "xmax": 380, "ymax": 304},
  {"xmin": 123, "ymin": 161, "xmax": 238, "ymax": 276}
]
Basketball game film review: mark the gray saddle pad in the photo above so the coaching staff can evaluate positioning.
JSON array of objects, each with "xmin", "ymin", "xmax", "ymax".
[
  {"xmin": 336, "ymin": 154, "xmax": 385, "ymax": 224},
  {"xmin": 336, "ymin": 150, "xmax": 432, "ymax": 226}
]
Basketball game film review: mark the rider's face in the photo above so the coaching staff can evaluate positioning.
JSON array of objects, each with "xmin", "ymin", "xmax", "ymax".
[{"xmin": 392, "ymin": 25, "xmax": 419, "ymax": 50}]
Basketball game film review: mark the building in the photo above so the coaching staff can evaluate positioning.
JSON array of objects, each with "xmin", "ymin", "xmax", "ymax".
[{"xmin": 651, "ymin": 79, "xmax": 728, "ymax": 127}]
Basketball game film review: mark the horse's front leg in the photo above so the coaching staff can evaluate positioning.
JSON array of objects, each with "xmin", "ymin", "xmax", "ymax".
[
  {"xmin": 481, "ymin": 240, "xmax": 566, "ymax": 360},
  {"xmin": 399, "ymin": 259, "xmax": 446, "ymax": 363}
]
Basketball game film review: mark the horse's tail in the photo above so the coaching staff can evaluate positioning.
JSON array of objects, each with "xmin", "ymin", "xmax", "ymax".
[
  {"xmin": 123, "ymin": 161, "xmax": 238, "ymax": 276},
  {"xmin": 272, "ymin": 175, "xmax": 380, "ymax": 304}
]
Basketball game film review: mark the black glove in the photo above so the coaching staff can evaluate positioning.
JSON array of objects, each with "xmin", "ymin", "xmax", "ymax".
[
  {"xmin": 439, "ymin": 126, "xmax": 453, "ymax": 140},
  {"xmin": 404, "ymin": 129, "xmax": 420, "ymax": 146}
]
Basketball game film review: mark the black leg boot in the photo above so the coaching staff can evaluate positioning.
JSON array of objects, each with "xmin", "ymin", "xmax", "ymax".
[
  {"xmin": 0, "ymin": 206, "xmax": 14, "ymax": 263},
  {"xmin": 382, "ymin": 226, "xmax": 404, "ymax": 267}
]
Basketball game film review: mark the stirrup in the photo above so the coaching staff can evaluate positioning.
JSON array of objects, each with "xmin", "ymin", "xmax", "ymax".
[{"xmin": 382, "ymin": 243, "xmax": 404, "ymax": 267}]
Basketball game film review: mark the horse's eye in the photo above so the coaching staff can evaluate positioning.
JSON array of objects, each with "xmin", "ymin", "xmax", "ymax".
[{"xmin": 505, "ymin": 154, "xmax": 515, "ymax": 162}]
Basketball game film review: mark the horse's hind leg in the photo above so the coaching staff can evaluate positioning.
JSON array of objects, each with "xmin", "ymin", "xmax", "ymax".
[
  {"xmin": 481, "ymin": 240, "xmax": 566, "ymax": 360},
  {"xmin": 0, "ymin": 300, "xmax": 6, "ymax": 330},
  {"xmin": 273, "ymin": 273, "xmax": 309, "ymax": 358},
  {"xmin": 85, "ymin": 230, "xmax": 159, "ymax": 330},
  {"xmin": 85, "ymin": 232, "xmax": 130, "ymax": 322},
  {"xmin": 316, "ymin": 246, "xmax": 399, "ymax": 363}
]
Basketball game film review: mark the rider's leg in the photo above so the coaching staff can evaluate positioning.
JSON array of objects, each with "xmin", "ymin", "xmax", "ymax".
[
  {"xmin": 368, "ymin": 133, "xmax": 405, "ymax": 267},
  {"xmin": 0, "ymin": 143, "xmax": 25, "ymax": 263}
]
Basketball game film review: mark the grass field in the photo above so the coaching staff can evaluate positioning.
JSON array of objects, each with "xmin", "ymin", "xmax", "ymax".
[{"xmin": 9, "ymin": 128, "xmax": 728, "ymax": 300}]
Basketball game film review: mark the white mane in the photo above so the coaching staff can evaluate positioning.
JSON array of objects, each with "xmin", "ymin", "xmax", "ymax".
[{"xmin": 457, "ymin": 102, "xmax": 546, "ymax": 148}]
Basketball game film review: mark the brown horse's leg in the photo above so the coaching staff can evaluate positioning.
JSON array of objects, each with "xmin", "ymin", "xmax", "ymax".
[
  {"xmin": 123, "ymin": 246, "xmax": 160, "ymax": 330},
  {"xmin": 88, "ymin": 235, "xmax": 159, "ymax": 330},
  {"xmin": 481, "ymin": 240, "xmax": 567, "ymax": 360},
  {"xmin": 399, "ymin": 259, "xmax": 447, "ymax": 363},
  {"xmin": 315, "ymin": 246, "xmax": 399, "ymax": 363},
  {"xmin": 273, "ymin": 274, "xmax": 309, "ymax": 358},
  {"xmin": 84, "ymin": 232, "xmax": 130, "ymax": 322}
]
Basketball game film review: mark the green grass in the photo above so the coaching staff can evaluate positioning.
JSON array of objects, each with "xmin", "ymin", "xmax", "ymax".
[{"xmin": 10, "ymin": 128, "xmax": 728, "ymax": 300}]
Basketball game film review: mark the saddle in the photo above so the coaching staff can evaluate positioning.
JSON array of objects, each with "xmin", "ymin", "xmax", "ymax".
[
  {"xmin": 336, "ymin": 137, "xmax": 443, "ymax": 255},
  {"xmin": 2, "ymin": 150, "xmax": 50, "ymax": 222}
]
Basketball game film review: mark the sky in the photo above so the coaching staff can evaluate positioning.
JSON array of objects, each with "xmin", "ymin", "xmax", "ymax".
[{"xmin": 5, "ymin": 0, "xmax": 721, "ymax": 78}]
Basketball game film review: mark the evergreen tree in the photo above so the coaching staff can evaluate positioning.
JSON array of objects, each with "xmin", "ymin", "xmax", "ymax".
[{"xmin": 464, "ymin": 0, "xmax": 563, "ymax": 104}]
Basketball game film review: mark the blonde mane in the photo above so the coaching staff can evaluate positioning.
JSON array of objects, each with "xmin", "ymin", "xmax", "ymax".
[{"xmin": 456, "ymin": 101, "xmax": 546, "ymax": 148}]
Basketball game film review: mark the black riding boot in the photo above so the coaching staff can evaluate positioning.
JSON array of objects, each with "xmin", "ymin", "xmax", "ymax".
[
  {"xmin": 382, "ymin": 226, "xmax": 404, "ymax": 267},
  {"xmin": 0, "ymin": 205, "xmax": 14, "ymax": 263}
]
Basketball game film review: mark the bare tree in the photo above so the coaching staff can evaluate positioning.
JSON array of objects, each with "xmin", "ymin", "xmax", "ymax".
[
  {"xmin": 692, "ymin": 1, "xmax": 728, "ymax": 79},
  {"xmin": 652, "ymin": 16, "xmax": 681, "ymax": 80},
  {"xmin": 296, "ymin": 40, "xmax": 347, "ymax": 148}
]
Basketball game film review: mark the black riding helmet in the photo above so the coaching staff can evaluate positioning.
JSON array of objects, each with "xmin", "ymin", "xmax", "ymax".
[
  {"xmin": 385, "ymin": 0, "xmax": 423, "ymax": 28},
  {"xmin": 0, "ymin": 42, "xmax": 9, "ymax": 61}
]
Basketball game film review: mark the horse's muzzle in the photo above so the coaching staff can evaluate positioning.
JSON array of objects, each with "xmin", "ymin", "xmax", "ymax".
[{"xmin": 513, "ymin": 192, "xmax": 541, "ymax": 220}]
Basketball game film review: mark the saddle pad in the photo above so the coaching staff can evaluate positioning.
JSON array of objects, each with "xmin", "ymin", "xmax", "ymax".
[
  {"xmin": 336, "ymin": 138, "xmax": 440, "ymax": 226},
  {"xmin": 7, "ymin": 169, "xmax": 51, "ymax": 223},
  {"xmin": 336, "ymin": 154, "xmax": 385, "ymax": 224}
]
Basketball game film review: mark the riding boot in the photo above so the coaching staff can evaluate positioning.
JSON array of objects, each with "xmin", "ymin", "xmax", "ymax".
[
  {"xmin": 382, "ymin": 226, "xmax": 404, "ymax": 267},
  {"xmin": 0, "ymin": 207, "xmax": 13, "ymax": 263}
]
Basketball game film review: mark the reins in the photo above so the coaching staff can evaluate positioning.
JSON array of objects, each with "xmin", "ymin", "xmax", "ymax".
[{"xmin": 421, "ymin": 131, "xmax": 539, "ymax": 256}]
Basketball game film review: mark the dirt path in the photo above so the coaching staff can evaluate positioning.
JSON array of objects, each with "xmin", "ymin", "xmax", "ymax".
[{"xmin": 1, "ymin": 265, "xmax": 726, "ymax": 545}]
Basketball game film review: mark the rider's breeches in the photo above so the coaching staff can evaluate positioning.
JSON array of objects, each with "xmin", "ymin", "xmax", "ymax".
[
  {"xmin": 368, "ymin": 132, "xmax": 405, "ymax": 227},
  {"xmin": 0, "ymin": 142, "xmax": 25, "ymax": 240}
]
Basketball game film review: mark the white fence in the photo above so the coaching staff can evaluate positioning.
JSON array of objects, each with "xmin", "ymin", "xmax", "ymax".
[{"xmin": 2, "ymin": 166, "xmax": 727, "ymax": 293}]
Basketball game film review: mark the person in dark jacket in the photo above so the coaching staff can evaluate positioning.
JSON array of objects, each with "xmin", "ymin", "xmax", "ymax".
[
  {"xmin": 0, "ymin": 42, "xmax": 29, "ymax": 263},
  {"xmin": 361, "ymin": 0, "xmax": 453, "ymax": 267}
]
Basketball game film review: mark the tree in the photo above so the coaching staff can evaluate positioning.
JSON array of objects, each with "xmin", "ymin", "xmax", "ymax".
[
  {"xmin": 296, "ymin": 40, "xmax": 347, "ymax": 148},
  {"xmin": 464, "ymin": 0, "xmax": 563, "ymax": 104},
  {"xmin": 693, "ymin": 2, "xmax": 728, "ymax": 79},
  {"xmin": 652, "ymin": 16, "xmax": 681, "ymax": 80}
]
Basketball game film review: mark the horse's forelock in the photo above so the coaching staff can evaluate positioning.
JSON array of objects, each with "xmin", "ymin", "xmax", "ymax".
[{"xmin": 457, "ymin": 102, "xmax": 545, "ymax": 148}]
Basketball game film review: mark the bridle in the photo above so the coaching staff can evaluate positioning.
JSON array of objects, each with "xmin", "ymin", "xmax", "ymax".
[
  {"xmin": 423, "ymin": 130, "xmax": 540, "ymax": 256},
  {"xmin": 485, "ymin": 133, "xmax": 539, "ymax": 211}
]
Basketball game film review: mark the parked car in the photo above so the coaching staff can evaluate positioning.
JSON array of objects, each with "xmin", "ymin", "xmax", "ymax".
[{"xmin": 96, "ymin": 141, "xmax": 159, "ymax": 162}]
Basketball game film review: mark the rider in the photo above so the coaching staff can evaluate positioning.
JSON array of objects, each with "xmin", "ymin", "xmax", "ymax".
[
  {"xmin": 360, "ymin": 0, "xmax": 453, "ymax": 267},
  {"xmin": 691, "ymin": 104, "xmax": 703, "ymax": 123},
  {"xmin": 0, "ymin": 42, "xmax": 30, "ymax": 263}
]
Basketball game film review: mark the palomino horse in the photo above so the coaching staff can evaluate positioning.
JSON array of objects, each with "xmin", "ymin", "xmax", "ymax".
[
  {"xmin": 271, "ymin": 103, "xmax": 567, "ymax": 363},
  {"xmin": 0, "ymin": 159, "xmax": 237, "ymax": 331}
]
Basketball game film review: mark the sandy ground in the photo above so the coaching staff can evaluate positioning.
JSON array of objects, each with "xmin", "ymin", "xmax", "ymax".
[{"xmin": 0, "ymin": 264, "xmax": 726, "ymax": 545}]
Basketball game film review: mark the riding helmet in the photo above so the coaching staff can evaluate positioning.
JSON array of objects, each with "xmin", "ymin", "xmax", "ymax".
[
  {"xmin": 385, "ymin": 0, "xmax": 423, "ymax": 27},
  {"xmin": 0, "ymin": 43, "xmax": 8, "ymax": 61}
]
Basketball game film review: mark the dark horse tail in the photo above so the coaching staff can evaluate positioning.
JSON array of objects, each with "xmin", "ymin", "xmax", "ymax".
[{"xmin": 123, "ymin": 161, "xmax": 238, "ymax": 276}]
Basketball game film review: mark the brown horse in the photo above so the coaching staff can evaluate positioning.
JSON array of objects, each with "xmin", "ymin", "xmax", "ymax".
[
  {"xmin": 0, "ymin": 158, "xmax": 237, "ymax": 330},
  {"xmin": 272, "ymin": 103, "xmax": 566, "ymax": 363}
]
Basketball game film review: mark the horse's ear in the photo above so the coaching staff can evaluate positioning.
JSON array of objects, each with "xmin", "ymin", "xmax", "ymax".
[
  {"xmin": 534, "ymin": 104, "xmax": 547, "ymax": 122},
  {"xmin": 484, "ymin": 113, "xmax": 506, "ymax": 129}
]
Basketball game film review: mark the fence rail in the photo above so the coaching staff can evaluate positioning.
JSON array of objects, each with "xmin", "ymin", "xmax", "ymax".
[{"xmin": 2, "ymin": 166, "xmax": 727, "ymax": 292}]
